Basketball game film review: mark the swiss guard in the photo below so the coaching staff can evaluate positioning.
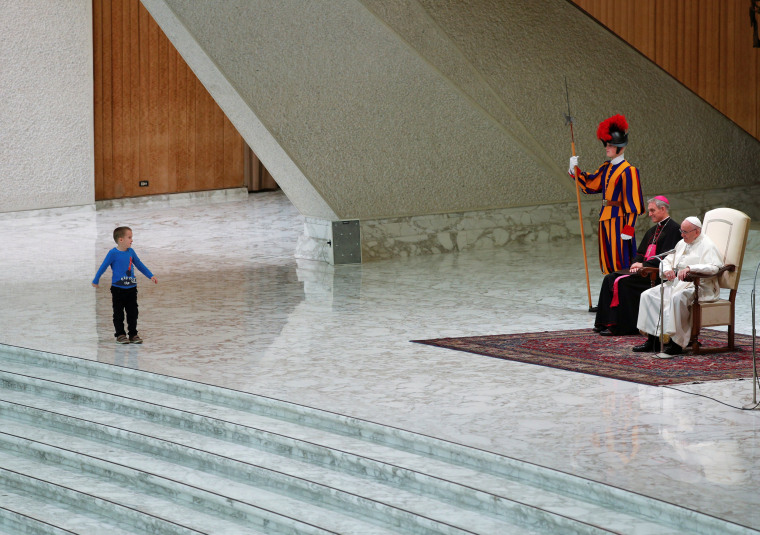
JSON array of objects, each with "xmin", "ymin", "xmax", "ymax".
[{"xmin": 568, "ymin": 114, "xmax": 644, "ymax": 274}]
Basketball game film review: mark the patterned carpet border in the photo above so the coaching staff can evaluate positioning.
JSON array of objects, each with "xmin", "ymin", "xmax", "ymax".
[{"xmin": 412, "ymin": 329, "xmax": 756, "ymax": 386}]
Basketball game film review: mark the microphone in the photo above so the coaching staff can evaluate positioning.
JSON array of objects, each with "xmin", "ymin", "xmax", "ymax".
[{"xmin": 651, "ymin": 248, "xmax": 676, "ymax": 259}]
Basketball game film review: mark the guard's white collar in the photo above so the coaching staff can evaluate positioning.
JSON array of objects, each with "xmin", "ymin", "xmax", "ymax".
[{"xmin": 610, "ymin": 155, "xmax": 626, "ymax": 165}]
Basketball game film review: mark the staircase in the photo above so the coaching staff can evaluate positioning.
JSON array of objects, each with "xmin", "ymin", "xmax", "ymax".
[{"xmin": 0, "ymin": 344, "xmax": 754, "ymax": 534}]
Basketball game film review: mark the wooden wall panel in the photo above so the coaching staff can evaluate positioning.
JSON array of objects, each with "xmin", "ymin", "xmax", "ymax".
[
  {"xmin": 93, "ymin": 0, "xmax": 103, "ymax": 199},
  {"xmin": 128, "ymin": 0, "xmax": 140, "ymax": 196},
  {"xmin": 101, "ymin": 1, "xmax": 115, "ymax": 199},
  {"xmin": 137, "ymin": 2, "xmax": 150, "ymax": 199},
  {"xmin": 111, "ymin": 0, "xmax": 126, "ymax": 198},
  {"xmin": 93, "ymin": 0, "xmax": 248, "ymax": 200},
  {"xmin": 572, "ymin": 0, "xmax": 760, "ymax": 141}
]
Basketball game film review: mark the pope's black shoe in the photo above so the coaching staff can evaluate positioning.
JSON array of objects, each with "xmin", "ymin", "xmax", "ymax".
[
  {"xmin": 664, "ymin": 341, "xmax": 683, "ymax": 355},
  {"xmin": 593, "ymin": 325, "xmax": 605, "ymax": 333},
  {"xmin": 633, "ymin": 335, "xmax": 661, "ymax": 352}
]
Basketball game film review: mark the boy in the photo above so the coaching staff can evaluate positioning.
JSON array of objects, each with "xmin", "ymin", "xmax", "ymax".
[{"xmin": 92, "ymin": 226, "xmax": 157, "ymax": 344}]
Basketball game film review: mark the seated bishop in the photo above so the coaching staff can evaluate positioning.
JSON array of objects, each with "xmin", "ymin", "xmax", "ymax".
[{"xmin": 594, "ymin": 196, "xmax": 681, "ymax": 336}]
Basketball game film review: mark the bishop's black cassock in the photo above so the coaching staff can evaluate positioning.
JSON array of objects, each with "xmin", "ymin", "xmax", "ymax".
[{"xmin": 594, "ymin": 217, "xmax": 682, "ymax": 334}]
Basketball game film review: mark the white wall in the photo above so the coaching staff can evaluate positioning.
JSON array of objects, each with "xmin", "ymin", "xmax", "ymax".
[{"xmin": 0, "ymin": 0, "xmax": 94, "ymax": 213}]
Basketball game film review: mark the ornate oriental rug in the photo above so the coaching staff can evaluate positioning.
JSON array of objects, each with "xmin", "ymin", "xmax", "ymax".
[{"xmin": 412, "ymin": 329, "xmax": 755, "ymax": 386}]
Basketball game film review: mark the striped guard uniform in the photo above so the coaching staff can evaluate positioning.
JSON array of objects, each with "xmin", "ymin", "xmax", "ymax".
[{"xmin": 574, "ymin": 157, "xmax": 644, "ymax": 274}]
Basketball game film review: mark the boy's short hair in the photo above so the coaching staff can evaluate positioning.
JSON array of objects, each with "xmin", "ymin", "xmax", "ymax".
[{"xmin": 113, "ymin": 226, "xmax": 132, "ymax": 243}]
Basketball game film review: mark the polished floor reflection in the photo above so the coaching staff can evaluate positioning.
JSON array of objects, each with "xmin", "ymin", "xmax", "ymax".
[{"xmin": 1, "ymin": 191, "xmax": 759, "ymax": 530}]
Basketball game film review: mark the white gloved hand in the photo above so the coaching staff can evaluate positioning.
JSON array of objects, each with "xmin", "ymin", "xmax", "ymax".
[{"xmin": 568, "ymin": 156, "xmax": 579, "ymax": 175}]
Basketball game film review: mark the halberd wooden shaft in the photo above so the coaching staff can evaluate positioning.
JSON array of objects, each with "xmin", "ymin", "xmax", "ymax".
[
  {"xmin": 564, "ymin": 77, "xmax": 593, "ymax": 310},
  {"xmin": 570, "ymin": 125, "xmax": 594, "ymax": 310}
]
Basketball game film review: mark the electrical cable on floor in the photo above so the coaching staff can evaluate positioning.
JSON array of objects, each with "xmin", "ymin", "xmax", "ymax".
[
  {"xmin": 662, "ymin": 383, "xmax": 760, "ymax": 411},
  {"xmin": 661, "ymin": 259, "xmax": 760, "ymax": 411}
]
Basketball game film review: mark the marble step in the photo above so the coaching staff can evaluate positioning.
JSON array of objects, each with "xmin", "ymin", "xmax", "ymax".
[
  {"xmin": 0, "ymin": 384, "xmax": 556, "ymax": 534},
  {"xmin": 0, "ymin": 481, "xmax": 148, "ymax": 535},
  {"xmin": 0, "ymin": 494, "xmax": 84, "ymax": 535},
  {"xmin": 0, "ymin": 345, "xmax": 756, "ymax": 535},
  {"xmin": 0, "ymin": 415, "xmax": 473, "ymax": 535},
  {"xmin": 0, "ymin": 451, "xmax": 316, "ymax": 535},
  {"xmin": 0, "ymin": 464, "xmax": 216, "ymax": 535},
  {"xmin": 0, "ymin": 348, "xmax": 748, "ymax": 535}
]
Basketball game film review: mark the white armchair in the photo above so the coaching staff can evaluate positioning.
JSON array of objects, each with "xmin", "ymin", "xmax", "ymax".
[{"xmin": 687, "ymin": 208, "xmax": 751, "ymax": 354}]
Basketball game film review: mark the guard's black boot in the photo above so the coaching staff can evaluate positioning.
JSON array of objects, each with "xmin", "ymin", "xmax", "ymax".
[{"xmin": 633, "ymin": 334, "xmax": 661, "ymax": 352}]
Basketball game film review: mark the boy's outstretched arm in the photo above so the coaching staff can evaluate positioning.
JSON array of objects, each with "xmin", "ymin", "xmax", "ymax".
[
  {"xmin": 130, "ymin": 251, "xmax": 156, "ymax": 283},
  {"xmin": 92, "ymin": 249, "xmax": 114, "ymax": 288}
]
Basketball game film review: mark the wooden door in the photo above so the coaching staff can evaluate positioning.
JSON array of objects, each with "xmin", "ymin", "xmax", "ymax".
[{"xmin": 93, "ymin": 0, "xmax": 248, "ymax": 200}]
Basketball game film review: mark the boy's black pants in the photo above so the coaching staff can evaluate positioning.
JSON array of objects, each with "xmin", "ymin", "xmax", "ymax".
[{"xmin": 111, "ymin": 286, "xmax": 138, "ymax": 337}]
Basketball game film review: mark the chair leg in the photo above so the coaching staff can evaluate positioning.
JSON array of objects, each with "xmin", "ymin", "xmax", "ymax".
[
  {"xmin": 728, "ymin": 324, "xmax": 735, "ymax": 350},
  {"xmin": 691, "ymin": 304, "xmax": 702, "ymax": 355}
]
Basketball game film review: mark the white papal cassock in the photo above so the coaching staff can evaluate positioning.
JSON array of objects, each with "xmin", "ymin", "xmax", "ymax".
[{"xmin": 637, "ymin": 234, "xmax": 723, "ymax": 348}]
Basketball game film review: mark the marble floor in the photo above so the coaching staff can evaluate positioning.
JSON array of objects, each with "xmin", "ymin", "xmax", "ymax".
[{"xmin": 1, "ymin": 190, "xmax": 759, "ymax": 530}]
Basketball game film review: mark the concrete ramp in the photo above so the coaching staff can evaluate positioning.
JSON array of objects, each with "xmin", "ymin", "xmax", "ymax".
[
  {"xmin": 140, "ymin": 0, "xmax": 760, "ymax": 262},
  {"xmin": 139, "ymin": 0, "xmax": 573, "ymax": 221}
]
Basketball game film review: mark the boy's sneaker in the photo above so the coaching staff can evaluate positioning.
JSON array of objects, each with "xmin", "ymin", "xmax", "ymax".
[
  {"xmin": 116, "ymin": 335, "xmax": 129, "ymax": 344},
  {"xmin": 129, "ymin": 335, "xmax": 143, "ymax": 344}
]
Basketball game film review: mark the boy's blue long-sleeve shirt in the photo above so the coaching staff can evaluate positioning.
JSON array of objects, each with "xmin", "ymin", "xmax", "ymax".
[{"xmin": 93, "ymin": 248, "xmax": 153, "ymax": 288}]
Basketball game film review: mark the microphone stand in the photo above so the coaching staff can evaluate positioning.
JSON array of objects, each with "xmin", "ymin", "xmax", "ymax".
[
  {"xmin": 653, "ymin": 259, "xmax": 674, "ymax": 359},
  {"xmin": 742, "ymin": 260, "xmax": 760, "ymax": 409},
  {"xmin": 647, "ymin": 249, "xmax": 677, "ymax": 359}
]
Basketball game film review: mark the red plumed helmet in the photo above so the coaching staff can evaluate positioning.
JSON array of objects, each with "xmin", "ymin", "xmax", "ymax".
[{"xmin": 597, "ymin": 114, "xmax": 629, "ymax": 147}]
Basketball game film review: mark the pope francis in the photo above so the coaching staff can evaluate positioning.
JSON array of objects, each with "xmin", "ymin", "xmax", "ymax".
[{"xmin": 634, "ymin": 216, "xmax": 723, "ymax": 355}]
